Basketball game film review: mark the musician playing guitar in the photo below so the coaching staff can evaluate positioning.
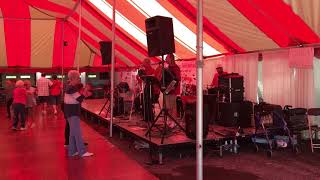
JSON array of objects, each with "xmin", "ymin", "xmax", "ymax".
[{"xmin": 164, "ymin": 53, "xmax": 181, "ymax": 120}]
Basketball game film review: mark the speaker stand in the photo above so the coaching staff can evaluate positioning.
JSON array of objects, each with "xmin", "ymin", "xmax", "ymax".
[{"xmin": 144, "ymin": 55, "xmax": 185, "ymax": 144}]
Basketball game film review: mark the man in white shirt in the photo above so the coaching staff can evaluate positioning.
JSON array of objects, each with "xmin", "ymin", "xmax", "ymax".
[{"xmin": 36, "ymin": 73, "xmax": 52, "ymax": 114}]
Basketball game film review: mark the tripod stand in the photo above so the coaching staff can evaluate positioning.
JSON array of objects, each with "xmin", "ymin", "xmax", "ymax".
[
  {"xmin": 145, "ymin": 55, "xmax": 185, "ymax": 144},
  {"xmin": 99, "ymin": 92, "xmax": 111, "ymax": 118}
]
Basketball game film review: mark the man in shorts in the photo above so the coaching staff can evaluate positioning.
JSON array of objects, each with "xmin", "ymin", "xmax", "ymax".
[{"xmin": 36, "ymin": 73, "xmax": 52, "ymax": 114}]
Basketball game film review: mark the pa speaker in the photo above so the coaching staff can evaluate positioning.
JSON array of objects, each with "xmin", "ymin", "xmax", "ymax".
[
  {"xmin": 217, "ymin": 102, "xmax": 240, "ymax": 127},
  {"xmin": 217, "ymin": 102, "xmax": 253, "ymax": 127},
  {"xmin": 184, "ymin": 102, "xmax": 209, "ymax": 140},
  {"xmin": 99, "ymin": 41, "xmax": 111, "ymax": 65},
  {"xmin": 145, "ymin": 16, "xmax": 175, "ymax": 57}
]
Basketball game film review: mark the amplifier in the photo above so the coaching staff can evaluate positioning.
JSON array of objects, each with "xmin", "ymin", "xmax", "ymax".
[
  {"xmin": 218, "ymin": 73, "xmax": 244, "ymax": 102},
  {"xmin": 218, "ymin": 73, "xmax": 244, "ymax": 89}
]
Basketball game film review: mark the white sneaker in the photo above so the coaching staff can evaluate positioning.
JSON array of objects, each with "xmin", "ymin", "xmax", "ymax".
[
  {"xmin": 72, "ymin": 152, "xmax": 79, "ymax": 156},
  {"xmin": 20, "ymin": 127, "xmax": 26, "ymax": 131},
  {"xmin": 81, "ymin": 152, "xmax": 94, "ymax": 157},
  {"xmin": 11, "ymin": 127, "xmax": 18, "ymax": 130},
  {"xmin": 30, "ymin": 123, "xmax": 36, "ymax": 128}
]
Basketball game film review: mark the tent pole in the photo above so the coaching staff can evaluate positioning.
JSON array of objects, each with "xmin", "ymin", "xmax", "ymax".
[
  {"xmin": 61, "ymin": 20, "xmax": 65, "ymax": 94},
  {"xmin": 109, "ymin": 0, "xmax": 116, "ymax": 138},
  {"xmin": 77, "ymin": 0, "xmax": 82, "ymax": 71},
  {"xmin": 196, "ymin": 0, "xmax": 204, "ymax": 180}
]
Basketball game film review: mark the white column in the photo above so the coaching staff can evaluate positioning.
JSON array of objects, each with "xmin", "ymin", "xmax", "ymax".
[
  {"xmin": 110, "ymin": 0, "xmax": 116, "ymax": 137},
  {"xmin": 77, "ymin": 0, "xmax": 82, "ymax": 71},
  {"xmin": 61, "ymin": 21, "xmax": 65, "ymax": 94},
  {"xmin": 196, "ymin": 0, "xmax": 204, "ymax": 180}
]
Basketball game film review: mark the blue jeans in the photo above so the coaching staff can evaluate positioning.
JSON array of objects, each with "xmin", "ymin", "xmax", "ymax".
[
  {"xmin": 13, "ymin": 103, "xmax": 26, "ymax": 128},
  {"xmin": 67, "ymin": 116, "xmax": 86, "ymax": 156}
]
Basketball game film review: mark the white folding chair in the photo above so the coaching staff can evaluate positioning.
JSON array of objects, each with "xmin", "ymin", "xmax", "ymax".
[{"xmin": 307, "ymin": 108, "xmax": 320, "ymax": 152}]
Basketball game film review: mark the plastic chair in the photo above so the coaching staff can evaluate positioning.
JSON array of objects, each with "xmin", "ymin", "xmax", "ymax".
[{"xmin": 307, "ymin": 108, "xmax": 320, "ymax": 152}]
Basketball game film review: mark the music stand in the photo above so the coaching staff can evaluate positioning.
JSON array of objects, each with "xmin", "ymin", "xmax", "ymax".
[
  {"xmin": 140, "ymin": 75, "xmax": 159, "ymax": 122},
  {"xmin": 145, "ymin": 55, "xmax": 185, "ymax": 144}
]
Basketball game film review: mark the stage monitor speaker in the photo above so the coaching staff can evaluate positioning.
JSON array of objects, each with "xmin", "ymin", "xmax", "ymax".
[
  {"xmin": 217, "ymin": 102, "xmax": 240, "ymax": 127},
  {"xmin": 217, "ymin": 102, "xmax": 253, "ymax": 127},
  {"xmin": 239, "ymin": 101, "xmax": 253, "ymax": 128},
  {"xmin": 145, "ymin": 16, "xmax": 175, "ymax": 57},
  {"xmin": 99, "ymin": 41, "xmax": 111, "ymax": 65}
]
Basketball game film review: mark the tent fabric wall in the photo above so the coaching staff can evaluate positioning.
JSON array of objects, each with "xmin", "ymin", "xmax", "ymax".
[
  {"xmin": 106, "ymin": 0, "xmax": 196, "ymax": 59},
  {"xmin": 227, "ymin": 0, "xmax": 319, "ymax": 47},
  {"xmin": 288, "ymin": 47, "xmax": 314, "ymax": 69},
  {"xmin": 203, "ymin": 49, "xmax": 316, "ymax": 108},
  {"xmin": 31, "ymin": 20, "xmax": 55, "ymax": 68},
  {"xmin": 0, "ymin": 10, "xmax": 7, "ymax": 67},
  {"xmin": 159, "ymin": 0, "xmax": 228, "ymax": 53},
  {"xmin": 0, "ymin": 0, "xmax": 320, "ymax": 71},
  {"xmin": 313, "ymin": 57, "xmax": 320, "ymax": 107},
  {"xmin": 189, "ymin": 0, "xmax": 279, "ymax": 51},
  {"xmin": 52, "ymin": 20, "xmax": 64, "ymax": 68},
  {"xmin": 262, "ymin": 49, "xmax": 315, "ymax": 108},
  {"xmin": 284, "ymin": 0, "xmax": 320, "ymax": 36},
  {"xmin": 75, "ymin": 40, "xmax": 92, "ymax": 67}
]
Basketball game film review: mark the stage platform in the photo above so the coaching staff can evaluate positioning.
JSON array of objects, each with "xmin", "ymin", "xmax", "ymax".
[{"xmin": 81, "ymin": 99, "xmax": 256, "ymax": 163}]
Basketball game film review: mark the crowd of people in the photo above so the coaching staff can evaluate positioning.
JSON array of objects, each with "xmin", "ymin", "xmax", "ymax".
[
  {"xmin": 3, "ymin": 71, "xmax": 94, "ymax": 158},
  {"xmin": 4, "ymin": 73, "xmax": 62, "ymax": 130},
  {"xmin": 2, "ymin": 55, "xmax": 182, "ymax": 158}
]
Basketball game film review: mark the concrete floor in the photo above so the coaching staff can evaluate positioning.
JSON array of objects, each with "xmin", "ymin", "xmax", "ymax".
[{"xmin": 0, "ymin": 106, "xmax": 157, "ymax": 180}]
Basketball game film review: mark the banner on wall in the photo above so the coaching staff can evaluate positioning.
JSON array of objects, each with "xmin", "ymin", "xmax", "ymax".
[
  {"xmin": 289, "ymin": 47, "xmax": 314, "ymax": 69},
  {"xmin": 118, "ymin": 70, "xmax": 137, "ymax": 90},
  {"xmin": 176, "ymin": 61, "xmax": 196, "ymax": 85},
  {"xmin": 176, "ymin": 60, "xmax": 196, "ymax": 95}
]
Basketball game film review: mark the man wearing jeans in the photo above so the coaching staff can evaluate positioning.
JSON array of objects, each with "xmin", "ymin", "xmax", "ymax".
[{"xmin": 64, "ymin": 70, "xmax": 93, "ymax": 158}]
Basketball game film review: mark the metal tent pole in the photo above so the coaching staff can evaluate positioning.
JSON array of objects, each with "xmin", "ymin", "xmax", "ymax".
[
  {"xmin": 196, "ymin": 0, "xmax": 204, "ymax": 180},
  {"xmin": 77, "ymin": 0, "xmax": 82, "ymax": 71},
  {"xmin": 109, "ymin": 0, "xmax": 116, "ymax": 137},
  {"xmin": 61, "ymin": 20, "xmax": 65, "ymax": 93}
]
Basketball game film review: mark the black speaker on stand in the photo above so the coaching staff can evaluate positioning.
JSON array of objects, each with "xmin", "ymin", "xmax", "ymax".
[
  {"xmin": 145, "ymin": 16, "xmax": 175, "ymax": 57},
  {"xmin": 144, "ymin": 16, "xmax": 180, "ymax": 165},
  {"xmin": 99, "ymin": 41, "xmax": 112, "ymax": 65}
]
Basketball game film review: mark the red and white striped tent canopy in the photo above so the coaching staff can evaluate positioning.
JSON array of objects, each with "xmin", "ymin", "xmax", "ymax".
[{"xmin": 0, "ymin": 0, "xmax": 319, "ymax": 72}]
